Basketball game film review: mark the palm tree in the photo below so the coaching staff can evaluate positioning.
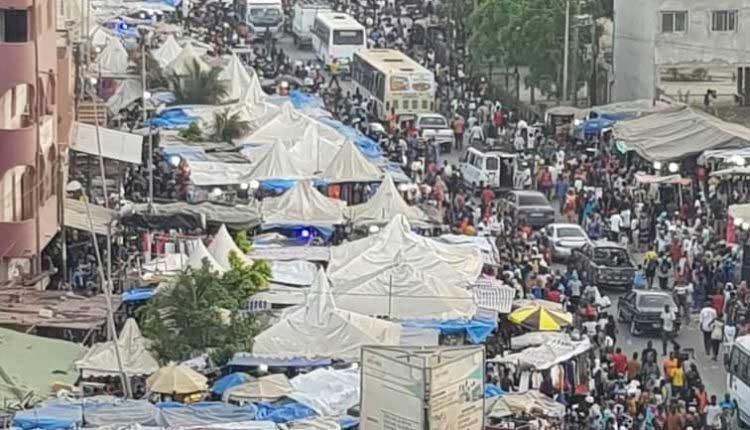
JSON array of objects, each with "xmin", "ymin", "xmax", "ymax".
[
  {"xmin": 211, "ymin": 109, "xmax": 251, "ymax": 143},
  {"xmin": 171, "ymin": 60, "xmax": 228, "ymax": 105}
]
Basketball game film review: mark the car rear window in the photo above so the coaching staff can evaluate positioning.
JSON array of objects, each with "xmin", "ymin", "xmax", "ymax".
[
  {"xmin": 638, "ymin": 295, "xmax": 670, "ymax": 309},
  {"xmin": 557, "ymin": 227, "xmax": 584, "ymax": 238},
  {"xmin": 419, "ymin": 117, "xmax": 447, "ymax": 127},
  {"xmin": 518, "ymin": 194, "xmax": 549, "ymax": 206},
  {"xmin": 593, "ymin": 247, "xmax": 629, "ymax": 263}
]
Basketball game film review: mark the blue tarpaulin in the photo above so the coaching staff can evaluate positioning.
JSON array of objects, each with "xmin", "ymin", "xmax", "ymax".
[
  {"xmin": 400, "ymin": 319, "xmax": 496, "ymax": 344},
  {"xmin": 259, "ymin": 178, "xmax": 328, "ymax": 194},
  {"xmin": 146, "ymin": 109, "xmax": 198, "ymax": 129},
  {"xmin": 576, "ymin": 117, "xmax": 615, "ymax": 136},
  {"xmin": 13, "ymin": 402, "xmax": 82, "ymax": 430},
  {"xmin": 253, "ymin": 401, "xmax": 316, "ymax": 423},
  {"xmin": 227, "ymin": 354, "xmax": 331, "ymax": 368},
  {"xmin": 484, "ymin": 384, "xmax": 504, "ymax": 398},
  {"xmin": 155, "ymin": 401, "xmax": 258, "ymax": 427},
  {"xmin": 211, "ymin": 372, "xmax": 253, "ymax": 395},
  {"xmin": 288, "ymin": 90, "xmax": 325, "ymax": 110},
  {"xmin": 317, "ymin": 118, "xmax": 382, "ymax": 159},
  {"xmin": 121, "ymin": 287, "xmax": 155, "ymax": 303},
  {"xmin": 339, "ymin": 416, "xmax": 359, "ymax": 429}
]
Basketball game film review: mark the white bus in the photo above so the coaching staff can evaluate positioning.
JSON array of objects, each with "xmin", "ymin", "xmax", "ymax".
[
  {"xmin": 311, "ymin": 12, "xmax": 366, "ymax": 69},
  {"xmin": 351, "ymin": 49, "xmax": 436, "ymax": 121},
  {"xmin": 728, "ymin": 335, "xmax": 750, "ymax": 426}
]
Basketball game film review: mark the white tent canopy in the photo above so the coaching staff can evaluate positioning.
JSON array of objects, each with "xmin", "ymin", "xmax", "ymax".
[
  {"xmin": 328, "ymin": 215, "xmax": 482, "ymax": 319},
  {"xmin": 107, "ymin": 79, "xmax": 143, "ymax": 114},
  {"xmin": 239, "ymin": 141, "xmax": 313, "ymax": 181},
  {"xmin": 247, "ymin": 103, "xmax": 345, "ymax": 146},
  {"xmin": 252, "ymin": 269, "xmax": 401, "ymax": 361},
  {"xmin": 262, "ymin": 180, "xmax": 346, "ymax": 227},
  {"xmin": 165, "ymin": 43, "xmax": 210, "ymax": 76},
  {"xmin": 348, "ymin": 174, "xmax": 430, "ymax": 227},
  {"xmin": 76, "ymin": 318, "xmax": 159, "ymax": 377},
  {"xmin": 218, "ymin": 54, "xmax": 252, "ymax": 102},
  {"xmin": 95, "ymin": 37, "xmax": 129, "ymax": 75},
  {"xmin": 207, "ymin": 224, "xmax": 253, "ymax": 270},
  {"xmin": 321, "ymin": 140, "xmax": 383, "ymax": 183},
  {"xmin": 152, "ymin": 34, "xmax": 182, "ymax": 69},
  {"xmin": 288, "ymin": 125, "xmax": 340, "ymax": 173},
  {"xmin": 186, "ymin": 239, "xmax": 225, "ymax": 274}
]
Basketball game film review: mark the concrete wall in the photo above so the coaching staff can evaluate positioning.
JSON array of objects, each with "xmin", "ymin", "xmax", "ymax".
[{"xmin": 613, "ymin": 0, "xmax": 656, "ymax": 101}]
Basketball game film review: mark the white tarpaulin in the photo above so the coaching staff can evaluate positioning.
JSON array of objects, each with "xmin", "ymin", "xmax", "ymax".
[
  {"xmin": 152, "ymin": 35, "xmax": 182, "ymax": 69},
  {"xmin": 187, "ymin": 160, "xmax": 251, "ymax": 186},
  {"xmin": 252, "ymin": 269, "xmax": 401, "ymax": 361},
  {"xmin": 288, "ymin": 367, "xmax": 360, "ymax": 417},
  {"xmin": 76, "ymin": 319, "xmax": 159, "ymax": 377},
  {"xmin": 489, "ymin": 337, "xmax": 592, "ymax": 370},
  {"xmin": 107, "ymin": 79, "xmax": 143, "ymax": 114},
  {"xmin": 615, "ymin": 106, "xmax": 750, "ymax": 161},
  {"xmin": 186, "ymin": 239, "xmax": 225, "ymax": 273},
  {"xmin": 321, "ymin": 140, "xmax": 383, "ymax": 183},
  {"xmin": 288, "ymin": 125, "xmax": 341, "ymax": 173},
  {"xmin": 72, "ymin": 122, "xmax": 143, "ymax": 164},
  {"xmin": 269, "ymin": 260, "xmax": 317, "ymax": 286},
  {"xmin": 261, "ymin": 181, "xmax": 346, "ymax": 227},
  {"xmin": 247, "ymin": 103, "xmax": 345, "ymax": 146},
  {"xmin": 218, "ymin": 54, "xmax": 252, "ymax": 102},
  {"xmin": 95, "ymin": 37, "xmax": 129, "ymax": 75},
  {"xmin": 239, "ymin": 141, "xmax": 313, "ymax": 181},
  {"xmin": 328, "ymin": 215, "xmax": 482, "ymax": 319},
  {"xmin": 348, "ymin": 174, "xmax": 430, "ymax": 227},
  {"xmin": 165, "ymin": 43, "xmax": 210, "ymax": 76},
  {"xmin": 207, "ymin": 224, "xmax": 253, "ymax": 270}
]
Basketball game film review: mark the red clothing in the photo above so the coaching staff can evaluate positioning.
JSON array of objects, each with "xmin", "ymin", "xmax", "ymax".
[
  {"xmin": 711, "ymin": 294, "xmax": 725, "ymax": 317},
  {"xmin": 610, "ymin": 353, "xmax": 628, "ymax": 375},
  {"xmin": 453, "ymin": 118, "xmax": 465, "ymax": 134},
  {"xmin": 546, "ymin": 289, "xmax": 560, "ymax": 303},
  {"xmin": 481, "ymin": 188, "xmax": 495, "ymax": 205}
]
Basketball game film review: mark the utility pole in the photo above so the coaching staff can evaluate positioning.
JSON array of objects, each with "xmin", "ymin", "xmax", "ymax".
[
  {"xmin": 562, "ymin": 0, "xmax": 571, "ymax": 102},
  {"xmin": 138, "ymin": 27, "xmax": 154, "ymax": 213},
  {"xmin": 570, "ymin": 0, "xmax": 580, "ymax": 105}
]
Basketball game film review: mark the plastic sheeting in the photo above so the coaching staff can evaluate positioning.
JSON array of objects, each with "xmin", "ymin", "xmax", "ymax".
[
  {"xmin": 400, "ymin": 319, "xmax": 495, "ymax": 344},
  {"xmin": 227, "ymin": 354, "xmax": 331, "ymax": 368},
  {"xmin": 187, "ymin": 160, "xmax": 252, "ymax": 186},
  {"xmin": 247, "ymin": 103, "xmax": 345, "ymax": 147},
  {"xmin": 211, "ymin": 372, "xmax": 253, "ymax": 396},
  {"xmin": 288, "ymin": 368, "xmax": 360, "ymax": 417},
  {"xmin": 240, "ymin": 141, "xmax": 313, "ymax": 182},
  {"xmin": 152, "ymin": 34, "xmax": 182, "ymax": 68},
  {"xmin": 321, "ymin": 140, "xmax": 383, "ymax": 183},
  {"xmin": 261, "ymin": 181, "xmax": 346, "ymax": 229},
  {"xmin": 165, "ymin": 43, "xmax": 210, "ymax": 76},
  {"xmin": 348, "ymin": 174, "xmax": 430, "ymax": 227},
  {"xmin": 186, "ymin": 239, "xmax": 226, "ymax": 273},
  {"xmin": 269, "ymin": 260, "xmax": 318, "ymax": 286},
  {"xmin": 317, "ymin": 118, "xmax": 381, "ymax": 160},
  {"xmin": 95, "ymin": 36, "xmax": 129, "ymax": 75},
  {"xmin": 287, "ymin": 125, "xmax": 341, "ymax": 173},
  {"xmin": 490, "ymin": 338, "xmax": 592, "ymax": 370},
  {"xmin": 76, "ymin": 318, "xmax": 159, "ymax": 377},
  {"xmin": 155, "ymin": 402, "xmax": 257, "ymax": 427},
  {"xmin": 107, "ymin": 79, "xmax": 143, "ymax": 114},
  {"xmin": 121, "ymin": 287, "xmax": 155, "ymax": 302},
  {"xmin": 327, "ymin": 215, "xmax": 481, "ymax": 320},
  {"xmin": 127, "ymin": 201, "xmax": 262, "ymax": 231},
  {"xmin": 218, "ymin": 54, "xmax": 253, "ymax": 102},
  {"xmin": 146, "ymin": 108, "xmax": 198, "ymax": 129},
  {"xmin": 207, "ymin": 224, "xmax": 253, "ymax": 270},
  {"xmin": 252, "ymin": 269, "xmax": 401, "ymax": 361},
  {"xmin": 254, "ymin": 401, "xmax": 316, "ymax": 423}
]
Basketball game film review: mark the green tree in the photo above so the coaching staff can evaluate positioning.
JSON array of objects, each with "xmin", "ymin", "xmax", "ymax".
[
  {"xmin": 178, "ymin": 123, "xmax": 204, "ymax": 142},
  {"xmin": 138, "ymin": 252, "xmax": 270, "ymax": 365},
  {"xmin": 211, "ymin": 110, "xmax": 251, "ymax": 143},
  {"xmin": 171, "ymin": 60, "xmax": 228, "ymax": 105},
  {"xmin": 233, "ymin": 230, "xmax": 252, "ymax": 254}
]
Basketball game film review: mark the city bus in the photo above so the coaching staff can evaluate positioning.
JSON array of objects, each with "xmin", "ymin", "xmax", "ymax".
[
  {"xmin": 727, "ymin": 335, "xmax": 750, "ymax": 426},
  {"xmin": 311, "ymin": 12, "xmax": 366, "ymax": 70},
  {"xmin": 351, "ymin": 49, "xmax": 436, "ymax": 121}
]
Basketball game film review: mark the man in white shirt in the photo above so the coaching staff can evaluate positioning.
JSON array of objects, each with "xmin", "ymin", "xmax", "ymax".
[
  {"xmin": 660, "ymin": 305, "xmax": 677, "ymax": 355},
  {"xmin": 609, "ymin": 212, "xmax": 623, "ymax": 242},
  {"xmin": 705, "ymin": 395, "xmax": 722, "ymax": 429},
  {"xmin": 699, "ymin": 302, "xmax": 717, "ymax": 356}
]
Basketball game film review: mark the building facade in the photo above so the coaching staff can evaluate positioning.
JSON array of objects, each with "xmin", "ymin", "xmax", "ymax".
[
  {"xmin": 613, "ymin": 0, "xmax": 750, "ymax": 105},
  {"xmin": 0, "ymin": 0, "xmax": 71, "ymax": 280}
]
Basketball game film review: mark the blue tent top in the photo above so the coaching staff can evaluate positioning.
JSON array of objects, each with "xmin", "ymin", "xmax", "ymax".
[
  {"xmin": 317, "ymin": 118, "xmax": 382, "ymax": 160},
  {"xmin": 400, "ymin": 319, "xmax": 496, "ymax": 344},
  {"xmin": 288, "ymin": 90, "xmax": 325, "ymax": 110},
  {"xmin": 259, "ymin": 178, "xmax": 327, "ymax": 194},
  {"xmin": 13, "ymin": 402, "xmax": 82, "ymax": 430},
  {"xmin": 227, "ymin": 354, "xmax": 332, "ymax": 368},
  {"xmin": 254, "ymin": 401, "xmax": 315, "ymax": 423},
  {"xmin": 484, "ymin": 384, "xmax": 505, "ymax": 398},
  {"xmin": 576, "ymin": 117, "xmax": 615, "ymax": 136},
  {"xmin": 146, "ymin": 108, "xmax": 197, "ymax": 129},
  {"xmin": 121, "ymin": 287, "xmax": 155, "ymax": 303},
  {"xmin": 211, "ymin": 372, "xmax": 253, "ymax": 395}
]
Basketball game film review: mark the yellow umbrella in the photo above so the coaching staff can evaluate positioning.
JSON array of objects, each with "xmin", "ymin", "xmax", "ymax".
[
  {"xmin": 508, "ymin": 304, "xmax": 572, "ymax": 331},
  {"xmin": 147, "ymin": 364, "xmax": 208, "ymax": 394}
]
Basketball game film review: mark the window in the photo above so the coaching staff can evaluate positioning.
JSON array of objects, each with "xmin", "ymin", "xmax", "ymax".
[
  {"xmin": 0, "ymin": 9, "xmax": 29, "ymax": 42},
  {"xmin": 332, "ymin": 29, "xmax": 363, "ymax": 45},
  {"xmin": 712, "ymin": 10, "xmax": 738, "ymax": 32},
  {"xmin": 661, "ymin": 11, "xmax": 687, "ymax": 33},
  {"xmin": 485, "ymin": 157, "xmax": 499, "ymax": 171},
  {"xmin": 421, "ymin": 100, "xmax": 428, "ymax": 110},
  {"xmin": 411, "ymin": 99, "xmax": 418, "ymax": 109},
  {"xmin": 729, "ymin": 346, "xmax": 750, "ymax": 386}
]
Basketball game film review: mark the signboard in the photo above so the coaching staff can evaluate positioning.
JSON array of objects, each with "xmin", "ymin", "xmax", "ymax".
[{"xmin": 426, "ymin": 348, "xmax": 485, "ymax": 430}]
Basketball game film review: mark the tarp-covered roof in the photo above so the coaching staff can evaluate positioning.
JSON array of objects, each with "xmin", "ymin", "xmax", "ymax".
[
  {"xmin": 261, "ymin": 181, "xmax": 346, "ymax": 228},
  {"xmin": 207, "ymin": 224, "xmax": 253, "ymax": 270},
  {"xmin": 106, "ymin": 79, "xmax": 143, "ymax": 114},
  {"xmin": 327, "ymin": 215, "xmax": 482, "ymax": 319},
  {"xmin": 218, "ymin": 54, "xmax": 252, "ymax": 102},
  {"xmin": 240, "ymin": 141, "xmax": 312, "ymax": 182},
  {"xmin": 615, "ymin": 106, "xmax": 750, "ymax": 161},
  {"xmin": 187, "ymin": 160, "xmax": 252, "ymax": 186},
  {"xmin": 165, "ymin": 43, "xmax": 210, "ymax": 76},
  {"xmin": 95, "ymin": 36, "xmax": 129, "ymax": 75},
  {"xmin": 489, "ymin": 337, "xmax": 592, "ymax": 370},
  {"xmin": 72, "ymin": 122, "xmax": 143, "ymax": 164},
  {"xmin": 0, "ymin": 328, "xmax": 85, "ymax": 404},
  {"xmin": 287, "ymin": 124, "xmax": 340, "ymax": 173},
  {"xmin": 247, "ymin": 103, "xmax": 345, "ymax": 146},
  {"xmin": 64, "ymin": 198, "xmax": 117, "ymax": 235},
  {"xmin": 127, "ymin": 201, "xmax": 261, "ymax": 231},
  {"xmin": 252, "ymin": 269, "xmax": 401, "ymax": 361},
  {"xmin": 153, "ymin": 34, "xmax": 183, "ymax": 69},
  {"xmin": 76, "ymin": 318, "xmax": 159, "ymax": 377},
  {"xmin": 348, "ymin": 174, "xmax": 429, "ymax": 227},
  {"xmin": 186, "ymin": 239, "xmax": 225, "ymax": 273},
  {"xmin": 321, "ymin": 140, "xmax": 383, "ymax": 183}
]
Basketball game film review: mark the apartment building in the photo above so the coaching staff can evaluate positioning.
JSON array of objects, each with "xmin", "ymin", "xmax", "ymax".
[
  {"xmin": 0, "ymin": 0, "xmax": 72, "ymax": 280},
  {"xmin": 613, "ymin": 0, "xmax": 750, "ymax": 105}
]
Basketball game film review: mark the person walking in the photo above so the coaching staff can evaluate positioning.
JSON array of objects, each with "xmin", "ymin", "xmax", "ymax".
[
  {"xmin": 699, "ymin": 301, "xmax": 717, "ymax": 356},
  {"xmin": 452, "ymin": 115, "xmax": 464, "ymax": 151},
  {"xmin": 660, "ymin": 304, "xmax": 678, "ymax": 355},
  {"xmin": 329, "ymin": 59, "xmax": 341, "ymax": 90},
  {"xmin": 710, "ymin": 317, "xmax": 725, "ymax": 361}
]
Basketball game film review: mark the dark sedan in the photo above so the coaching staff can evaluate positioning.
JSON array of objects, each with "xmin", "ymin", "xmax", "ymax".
[{"xmin": 617, "ymin": 290, "xmax": 680, "ymax": 336}]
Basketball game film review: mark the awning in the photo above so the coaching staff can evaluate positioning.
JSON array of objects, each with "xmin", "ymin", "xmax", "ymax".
[
  {"xmin": 71, "ymin": 122, "xmax": 143, "ymax": 164},
  {"xmin": 64, "ymin": 198, "xmax": 117, "ymax": 235},
  {"xmin": 633, "ymin": 172, "xmax": 691, "ymax": 186}
]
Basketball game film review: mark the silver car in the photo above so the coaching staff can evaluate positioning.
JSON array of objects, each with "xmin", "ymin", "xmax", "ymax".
[{"xmin": 546, "ymin": 223, "xmax": 593, "ymax": 261}]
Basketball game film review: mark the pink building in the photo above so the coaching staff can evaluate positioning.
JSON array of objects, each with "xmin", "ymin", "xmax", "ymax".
[{"xmin": 0, "ymin": 0, "xmax": 71, "ymax": 279}]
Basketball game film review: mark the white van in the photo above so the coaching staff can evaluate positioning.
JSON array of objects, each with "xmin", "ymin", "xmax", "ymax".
[
  {"xmin": 459, "ymin": 147, "xmax": 517, "ymax": 190},
  {"xmin": 238, "ymin": 0, "xmax": 284, "ymax": 39},
  {"xmin": 728, "ymin": 335, "xmax": 750, "ymax": 426},
  {"xmin": 311, "ymin": 12, "xmax": 366, "ymax": 70},
  {"xmin": 291, "ymin": 0, "xmax": 331, "ymax": 48}
]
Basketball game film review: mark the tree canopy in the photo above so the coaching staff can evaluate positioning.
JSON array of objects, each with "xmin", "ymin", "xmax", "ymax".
[
  {"xmin": 139, "ymin": 252, "xmax": 270, "ymax": 365},
  {"xmin": 171, "ymin": 60, "xmax": 228, "ymax": 105}
]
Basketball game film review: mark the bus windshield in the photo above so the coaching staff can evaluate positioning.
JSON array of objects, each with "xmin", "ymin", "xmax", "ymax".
[
  {"xmin": 249, "ymin": 8, "xmax": 281, "ymax": 20},
  {"xmin": 333, "ymin": 30, "xmax": 364, "ymax": 45}
]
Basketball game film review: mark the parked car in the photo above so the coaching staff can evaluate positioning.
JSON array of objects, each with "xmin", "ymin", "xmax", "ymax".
[
  {"xmin": 545, "ymin": 223, "xmax": 593, "ymax": 261},
  {"xmin": 617, "ymin": 290, "xmax": 680, "ymax": 336},
  {"xmin": 415, "ymin": 113, "xmax": 454, "ymax": 153},
  {"xmin": 499, "ymin": 190, "xmax": 555, "ymax": 228},
  {"xmin": 568, "ymin": 240, "xmax": 636, "ymax": 289}
]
